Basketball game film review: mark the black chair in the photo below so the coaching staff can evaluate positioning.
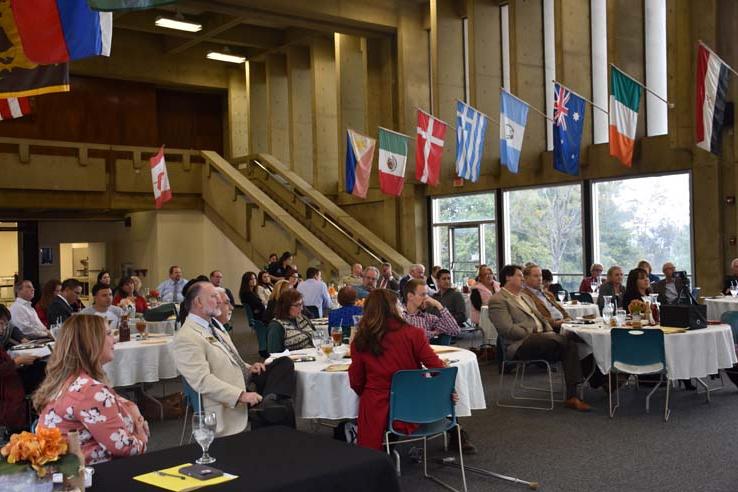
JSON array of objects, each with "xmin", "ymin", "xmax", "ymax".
[
  {"xmin": 569, "ymin": 292, "xmax": 594, "ymax": 304},
  {"xmin": 303, "ymin": 305, "xmax": 320, "ymax": 319}
]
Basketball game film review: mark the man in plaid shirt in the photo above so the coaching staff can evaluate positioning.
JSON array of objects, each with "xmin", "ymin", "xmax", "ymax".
[{"xmin": 402, "ymin": 278, "xmax": 460, "ymax": 340}]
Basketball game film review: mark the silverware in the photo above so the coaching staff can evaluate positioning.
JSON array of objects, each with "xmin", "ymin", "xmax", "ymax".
[{"xmin": 157, "ymin": 471, "xmax": 186, "ymax": 480}]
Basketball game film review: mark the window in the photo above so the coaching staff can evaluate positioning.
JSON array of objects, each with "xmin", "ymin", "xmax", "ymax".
[
  {"xmin": 592, "ymin": 173, "xmax": 692, "ymax": 278},
  {"xmin": 543, "ymin": 0, "xmax": 555, "ymax": 151},
  {"xmin": 645, "ymin": 0, "xmax": 668, "ymax": 136},
  {"xmin": 500, "ymin": 3, "xmax": 511, "ymax": 90},
  {"xmin": 591, "ymin": 0, "xmax": 608, "ymax": 144},
  {"xmin": 431, "ymin": 193, "xmax": 497, "ymax": 284},
  {"xmin": 503, "ymin": 184, "xmax": 583, "ymax": 291}
]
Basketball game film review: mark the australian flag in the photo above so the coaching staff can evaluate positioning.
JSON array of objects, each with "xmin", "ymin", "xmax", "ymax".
[{"xmin": 553, "ymin": 83, "xmax": 586, "ymax": 176}]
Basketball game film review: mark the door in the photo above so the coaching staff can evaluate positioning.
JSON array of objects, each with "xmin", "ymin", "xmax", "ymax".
[{"xmin": 449, "ymin": 226, "xmax": 481, "ymax": 285}]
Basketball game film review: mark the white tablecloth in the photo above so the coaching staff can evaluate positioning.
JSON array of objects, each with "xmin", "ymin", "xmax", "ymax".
[
  {"xmin": 704, "ymin": 297, "xmax": 738, "ymax": 321},
  {"xmin": 146, "ymin": 319, "xmax": 177, "ymax": 335},
  {"xmin": 562, "ymin": 302, "xmax": 600, "ymax": 319},
  {"xmin": 287, "ymin": 346, "xmax": 487, "ymax": 420},
  {"xmin": 562, "ymin": 324, "xmax": 737, "ymax": 380},
  {"xmin": 103, "ymin": 336, "xmax": 178, "ymax": 387}
]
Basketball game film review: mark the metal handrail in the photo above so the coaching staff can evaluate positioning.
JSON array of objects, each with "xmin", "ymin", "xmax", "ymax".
[{"xmin": 245, "ymin": 158, "xmax": 384, "ymax": 265}]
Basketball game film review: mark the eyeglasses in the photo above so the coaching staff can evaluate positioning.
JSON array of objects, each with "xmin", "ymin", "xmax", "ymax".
[{"xmin": 291, "ymin": 301, "xmax": 304, "ymax": 307}]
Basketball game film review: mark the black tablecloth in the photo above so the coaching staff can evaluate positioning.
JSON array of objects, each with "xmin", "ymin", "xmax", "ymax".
[{"xmin": 90, "ymin": 426, "xmax": 400, "ymax": 492}]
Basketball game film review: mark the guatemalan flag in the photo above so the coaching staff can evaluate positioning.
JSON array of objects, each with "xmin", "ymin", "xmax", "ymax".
[
  {"xmin": 345, "ymin": 129, "xmax": 376, "ymax": 199},
  {"xmin": 553, "ymin": 83, "xmax": 586, "ymax": 176},
  {"xmin": 11, "ymin": 0, "xmax": 112, "ymax": 65},
  {"xmin": 499, "ymin": 90, "xmax": 528, "ymax": 173},
  {"xmin": 455, "ymin": 101, "xmax": 488, "ymax": 182},
  {"xmin": 695, "ymin": 43, "xmax": 729, "ymax": 155}
]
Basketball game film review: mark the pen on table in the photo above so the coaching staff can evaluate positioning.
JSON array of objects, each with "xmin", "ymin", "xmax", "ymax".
[{"xmin": 157, "ymin": 471, "xmax": 186, "ymax": 480}]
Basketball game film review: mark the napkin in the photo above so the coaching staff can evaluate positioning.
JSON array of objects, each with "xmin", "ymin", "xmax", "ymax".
[
  {"xmin": 322, "ymin": 363, "xmax": 351, "ymax": 372},
  {"xmin": 431, "ymin": 346, "xmax": 461, "ymax": 354},
  {"xmin": 133, "ymin": 463, "xmax": 237, "ymax": 491}
]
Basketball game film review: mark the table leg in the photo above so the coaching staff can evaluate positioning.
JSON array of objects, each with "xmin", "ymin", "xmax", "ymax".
[{"xmin": 694, "ymin": 378, "xmax": 711, "ymax": 403}]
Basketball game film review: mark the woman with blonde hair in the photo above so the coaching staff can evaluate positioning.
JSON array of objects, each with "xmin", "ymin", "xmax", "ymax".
[
  {"xmin": 262, "ymin": 279, "xmax": 290, "ymax": 323},
  {"xmin": 470, "ymin": 265, "xmax": 500, "ymax": 325},
  {"xmin": 34, "ymin": 315, "xmax": 148, "ymax": 464}
]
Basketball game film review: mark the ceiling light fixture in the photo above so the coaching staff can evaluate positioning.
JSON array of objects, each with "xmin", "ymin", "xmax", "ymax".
[
  {"xmin": 206, "ymin": 51, "xmax": 246, "ymax": 64},
  {"xmin": 155, "ymin": 16, "xmax": 202, "ymax": 32}
]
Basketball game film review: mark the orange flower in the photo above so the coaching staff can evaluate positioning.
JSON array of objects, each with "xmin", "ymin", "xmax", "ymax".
[{"xmin": 0, "ymin": 428, "xmax": 68, "ymax": 477}]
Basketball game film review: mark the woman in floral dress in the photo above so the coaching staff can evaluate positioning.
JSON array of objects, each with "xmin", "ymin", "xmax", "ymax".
[{"xmin": 33, "ymin": 315, "xmax": 148, "ymax": 464}]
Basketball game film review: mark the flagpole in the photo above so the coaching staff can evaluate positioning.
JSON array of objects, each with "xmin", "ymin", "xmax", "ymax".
[
  {"xmin": 698, "ymin": 40, "xmax": 738, "ymax": 78},
  {"xmin": 609, "ymin": 63, "xmax": 673, "ymax": 107},
  {"xmin": 553, "ymin": 80, "xmax": 608, "ymax": 114},
  {"xmin": 501, "ymin": 88, "xmax": 553, "ymax": 122},
  {"xmin": 378, "ymin": 126, "xmax": 413, "ymax": 140},
  {"xmin": 455, "ymin": 99, "xmax": 499, "ymax": 124}
]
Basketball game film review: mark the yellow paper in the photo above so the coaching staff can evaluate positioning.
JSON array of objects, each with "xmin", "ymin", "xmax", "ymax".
[
  {"xmin": 659, "ymin": 326, "xmax": 688, "ymax": 335},
  {"xmin": 133, "ymin": 463, "xmax": 238, "ymax": 491},
  {"xmin": 431, "ymin": 345, "xmax": 460, "ymax": 354}
]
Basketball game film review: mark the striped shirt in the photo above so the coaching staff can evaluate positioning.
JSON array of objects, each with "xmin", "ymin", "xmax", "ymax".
[{"xmin": 403, "ymin": 307, "xmax": 460, "ymax": 339}]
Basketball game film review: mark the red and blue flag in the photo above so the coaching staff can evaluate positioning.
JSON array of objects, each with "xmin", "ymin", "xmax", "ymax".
[
  {"xmin": 11, "ymin": 0, "xmax": 112, "ymax": 64},
  {"xmin": 553, "ymin": 82, "xmax": 586, "ymax": 176}
]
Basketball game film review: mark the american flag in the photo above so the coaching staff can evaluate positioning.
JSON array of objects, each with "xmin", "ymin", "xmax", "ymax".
[{"xmin": 0, "ymin": 97, "xmax": 31, "ymax": 121}]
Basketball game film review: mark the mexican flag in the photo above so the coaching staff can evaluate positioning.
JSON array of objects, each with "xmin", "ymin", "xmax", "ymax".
[
  {"xmin": 377, "ymin": 128, "xmax": 408, "ymax": 196},
  {"xmin": 608, "ymin": 67, "xmax": 641, "ymax": 167}
]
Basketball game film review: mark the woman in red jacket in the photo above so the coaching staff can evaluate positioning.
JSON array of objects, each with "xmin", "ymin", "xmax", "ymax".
[{"xmin": 349, "ymin": 289, "xmax": 445, "ymax": 450}]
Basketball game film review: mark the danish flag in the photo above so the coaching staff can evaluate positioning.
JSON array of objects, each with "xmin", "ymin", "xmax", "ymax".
[{"xmin": 416, "ymin": 110, "xmax": 448, "ymax": 186}]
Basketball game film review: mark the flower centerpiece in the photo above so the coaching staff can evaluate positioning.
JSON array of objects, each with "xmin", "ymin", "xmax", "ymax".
[
  {"xmin": 118, "ymin": 297, "xmax": 134, "ymax": 310},
  {"xmin": 628, "ymin": 300, "xmax": 646, "ymax": 327},
  {"xmin": 0, "ymin": 428, "xmax": 81, "ymax": 490}
]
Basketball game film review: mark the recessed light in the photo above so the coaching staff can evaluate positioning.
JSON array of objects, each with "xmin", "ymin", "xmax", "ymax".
[
  {"xmin": 206, "ymin": 51, "xmax": 246, "ymax": 64},
  {"xmin": 155, "ymin": 17, "xmax": 202, "ymax": 33}
]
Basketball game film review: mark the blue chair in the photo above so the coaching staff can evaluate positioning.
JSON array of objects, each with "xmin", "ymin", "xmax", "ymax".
[
  {"xmin": 179, "ymin": 378, "xmax": 202, "ymax": 445},
  {"xmin": 496, "ymin": 336, "xmax": 565, "ymax": 411},
  {"xmin": 720, "ymin": 311, "xmax": 738, "ymax": 344},
  {"xmin": 609, "ymin": 328, "xmax": 670, "ymax": 421},
  {"xmin": 570, "ymin": 292, "xmax": 594, "ymax": 304},
  {"xmin": 384, "ymin": 368, "xmax": 467, "ymax": 492},
  {"xmin": 245, "ymin": 304, "xmax": 270, "ymax": 358}
]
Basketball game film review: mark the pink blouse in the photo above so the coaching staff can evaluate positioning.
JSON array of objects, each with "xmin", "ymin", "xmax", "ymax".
[
  {"xmin": 37, "ymin": 372, "xmax": 147, "ymax": 465},
  {"xmin": 470, "ymin": 283, "xmax": 499, "ymax": 324}
]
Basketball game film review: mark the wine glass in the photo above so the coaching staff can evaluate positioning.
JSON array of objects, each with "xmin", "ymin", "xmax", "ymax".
[
  {"xmin": 311, "ymin": 329, "xmax": 324, "ymax": 356},
  {"xmin": 731, "ymin": 281, "xmax": 738, "ymax": 297},
  {"xmin": 590, "ymin": 277, "xmax": 599, "ymax": 294},
  {"xmin": 192, "ymin": 411, "xmax": 217, "ymax": 464},
  {"xmin": 557, "ymin": 290, "xmax": 566, "ymax": 303}
]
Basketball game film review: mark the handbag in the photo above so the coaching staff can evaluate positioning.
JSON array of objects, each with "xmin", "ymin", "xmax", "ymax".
[
  {"xmin": 144, "ymin": 303, "xmax": 178, "ymax": 322},
  {"xmin": 659, "ymin": 304, "xmax": 707, "ymax": 330}
]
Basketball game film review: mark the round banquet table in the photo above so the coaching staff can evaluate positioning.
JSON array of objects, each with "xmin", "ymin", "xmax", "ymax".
[
  {"xmin": 704, "ymin": 297, "xmax": 738, "ymax": 321},
  {"xmin": 561, "ymin": 323, "xmax": 737, "ymax": 380},
  {"xmin": 145, "ymin": 319, "xmax": 177, "ymax": 335},
  {"xmin": 561, "ymin": 302, "xmax": 600, "ymax": 318},
  {"xmin": 103, "ymin": 336, "xmax": 178, "ymax": 387},
  {"xmin": 281, "ymin": 346, "xmax": 487, "ymax": 420}
]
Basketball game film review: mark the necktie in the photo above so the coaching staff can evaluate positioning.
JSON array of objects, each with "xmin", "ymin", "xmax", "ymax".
[
  {"xmin": 173, "ymin": 281, "xmax": 180, "ymax": 303},
  {"xmin": 210, "ymin": 323, "xmax": 250, "ymax": 377}
]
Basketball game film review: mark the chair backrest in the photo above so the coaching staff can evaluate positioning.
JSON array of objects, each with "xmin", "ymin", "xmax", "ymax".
[
  {"xmin": 304, "ymin": 305, "xmax": 320, "ymax": 319},
  {"xmin": 243, "ymin": 304, "xmax": 256, "ymax": 327},
  {"xmin": 388, "ymin": 367, "xmax": 458, "ymax": 429},
  {"xmin": 182, "ymin": 378, "xmax": 201, "ymax": 413},
  {"xmin": 570, "ymin": 291, "xmax": 593, "ymax": 304},
  {"xmin": 610, "ymin": 328, "xmax": 666, "ymax": 373},
  {"xmin": 432, "ymin": 334, "xmax": 453, "ymax": 346},
  {"xmin": 720, "ymin": 310, "xmax": 738, "ymax": 344},
  {"xmin": 254, "ymin": 320, "xmax": 269, "ymax": 358}
]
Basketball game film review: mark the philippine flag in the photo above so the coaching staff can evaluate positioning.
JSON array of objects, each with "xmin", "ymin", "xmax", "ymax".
[
  {"xmin": 11, "ymin": 0, "xmax": 112, "ymax": 65},
  {"xmin": 695, "ymin": 43, "xmax": 729, "ymax": 155},
  {"xmin": 345, "ymin": 129, "xmax": 376, "ymax": 199}
]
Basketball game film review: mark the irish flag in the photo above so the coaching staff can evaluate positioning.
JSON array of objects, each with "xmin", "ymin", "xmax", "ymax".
[
  {"xmin": 609, "ymin": 67, "xmax": 641, "ymax": 167},
  {"xmin": 377, "ymin": 128, "xmax": 408, "ymax": 196},
  {"xmin": 695, "ymin": 43, "xmax": 730, "ymax": 155}
]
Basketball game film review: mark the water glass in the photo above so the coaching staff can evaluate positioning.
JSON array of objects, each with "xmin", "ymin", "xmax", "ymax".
[
  {"xmin": 557, "ymin": 290, "xmax": 566, "ymax": 302},
  {"xmin": 192, "ymin": 411, "xmax": 217, "ymax": 465},
  {"xmin": 615, "ymin": 308, "xmax": 626, "ymax": 327}
]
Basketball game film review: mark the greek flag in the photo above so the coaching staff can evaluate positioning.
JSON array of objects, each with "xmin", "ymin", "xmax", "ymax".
[
  {"xmin": 455, "ymin": 101, "xmax": 488, "ymax": 182},
  {"xmin": 499, "ymin": 90, "xmax": 528, "ymax": 173}
]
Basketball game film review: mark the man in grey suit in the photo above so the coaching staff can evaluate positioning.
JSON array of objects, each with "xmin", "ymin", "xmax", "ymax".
[
  {"xmin": 489, "ymin": 264, "xmax": 590, "ymax": 411},
  {"xmin": 651, "ymin": 262, "xmax": 686, "ymax": 304}
]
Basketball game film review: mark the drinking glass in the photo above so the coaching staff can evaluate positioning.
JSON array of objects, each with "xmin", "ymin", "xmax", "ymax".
[
  {"xmin": 557, "ymin": 290, "xmax": 566, "ymax": 302},
  {"xmin": 311, "ymin": 330, "xmax": 324, "ymax": 355},
  {"xmin": 615, "ymin": 308, "xmax": 626, "ymax": 327},
  {"xmin": 135, "ymin": 318, "xmax": 147, "ymax": 340},
  {"xmin": 320, "ymin": 342, "xmax": 334, "ymax": 359},
  {"xmin": 730, "ymin": 282, "xmax": 737, "ymax": 297},
  {"xmin": 331, "ymin": 326, "xmax": 343, "ymax": 346},
  {"xmin": 192, "ymin": 411, "xmax": 217, "ymax": 465},
  {"xmin": 590, "ymin": 278, "xmax": 599, "ymax": 294}
]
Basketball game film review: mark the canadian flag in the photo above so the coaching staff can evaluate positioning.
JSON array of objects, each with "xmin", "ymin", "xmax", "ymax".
[
  {"xmin": 415, "ymin": 110, "xmax": 447, "ymax": 186},
  {"xmin": 150, "ymin": 146, "xmax": 172, "ymax": 209}
]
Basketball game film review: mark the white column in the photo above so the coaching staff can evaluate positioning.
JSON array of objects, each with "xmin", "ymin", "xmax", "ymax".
[
  {"xmin": 500, "ymin": 4, "xmax": 511, "ymax": 90},
  {"xmin": 543, "ymin": 0, "xmax": 555, "ymax": 151},
  {"xmin": 591, "ymin": 0, "xmax": 608, "ymax": 144},
  {"xmin": 645, "ymin": 0, "xmax": 668, "ymax": 136}
]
